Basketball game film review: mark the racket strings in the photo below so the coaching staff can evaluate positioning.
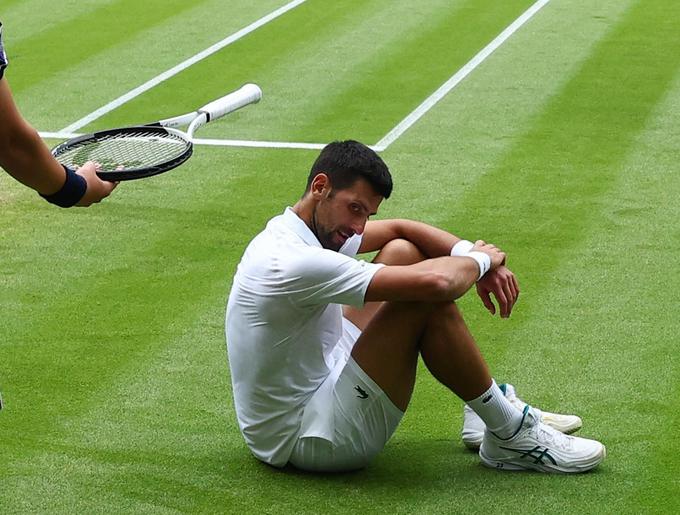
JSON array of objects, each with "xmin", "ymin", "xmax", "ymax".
[{"xmin": 54, "ymin": 130, "xmax": 191, "ymax": 172}]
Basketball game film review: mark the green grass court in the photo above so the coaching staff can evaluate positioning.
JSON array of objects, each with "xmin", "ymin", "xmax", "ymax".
[{"xmin": 1, "ymin": 0, "xmax": 678, "ymax": 512}]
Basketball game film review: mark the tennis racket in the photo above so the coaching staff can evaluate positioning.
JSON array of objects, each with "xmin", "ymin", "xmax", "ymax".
[{"xmin": 51, "ymin": 83, "xmax": 262, "ymax": 181}]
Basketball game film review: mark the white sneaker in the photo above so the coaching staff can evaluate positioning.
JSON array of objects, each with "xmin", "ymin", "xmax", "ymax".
[
  {"xmin": 479, "ymin": 406, "xmax": 606, "ymax": 473},
  {"xmin": 461, "ymin": 383, "xmax": 582, "ymax": 450}
]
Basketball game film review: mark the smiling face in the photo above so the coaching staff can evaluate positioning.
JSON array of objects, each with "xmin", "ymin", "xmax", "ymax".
[{"xmin": 309, "ymin": 174, "xmax": 383, "ymax": 251}]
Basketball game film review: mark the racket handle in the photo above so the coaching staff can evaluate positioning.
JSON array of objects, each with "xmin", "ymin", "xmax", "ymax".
[{"xmin": 199, "ymin": 83, "xmax": 262, "ymax": 122}]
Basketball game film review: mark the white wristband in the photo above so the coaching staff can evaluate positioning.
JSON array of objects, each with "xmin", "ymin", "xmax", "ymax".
[
  {"xmin": 451, "ymin": 239, "xmax": 474, "ymax": 256},
  {"xmin": 467, "ymin": 251, "xmax": 491, "ymax": 280}
]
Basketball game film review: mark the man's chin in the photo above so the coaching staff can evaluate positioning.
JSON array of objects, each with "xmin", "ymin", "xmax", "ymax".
[
  {"xmin": 317, "ymin": 229, "xmax": 346, "ymax": 251},
  {"xmin": 320, "ymin": 237, "xmax": 343, "ymax": 252}
]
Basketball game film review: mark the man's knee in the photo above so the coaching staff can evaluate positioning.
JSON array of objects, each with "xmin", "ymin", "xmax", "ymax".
[
  {"xmin": 373, "ymin": 238, "xmax": 426, "ymax": 266},
  {"xmin": 423, "ymin": 301, "xmax": 468, "ymax": 333}
]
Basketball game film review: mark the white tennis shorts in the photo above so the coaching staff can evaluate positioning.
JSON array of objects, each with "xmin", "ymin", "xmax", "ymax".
[{"xmin": 288, "ymin": 318, "xmax": 404, "ymax": 472}]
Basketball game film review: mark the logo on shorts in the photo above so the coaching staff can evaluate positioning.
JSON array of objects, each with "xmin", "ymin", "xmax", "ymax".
[{"xmin": 354, "ymin": 385, "xmax": 369, "ymax": 399}]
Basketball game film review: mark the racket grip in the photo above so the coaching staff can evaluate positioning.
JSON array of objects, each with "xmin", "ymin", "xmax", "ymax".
[{"xmin": 199, "ymin": 84, "xmax": 262, "ymax": 122}]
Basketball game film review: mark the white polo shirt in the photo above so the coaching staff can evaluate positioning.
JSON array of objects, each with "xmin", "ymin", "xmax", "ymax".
[{"xmin": 226, "ymin": 208, "xmax": 383, "ymax": 467}]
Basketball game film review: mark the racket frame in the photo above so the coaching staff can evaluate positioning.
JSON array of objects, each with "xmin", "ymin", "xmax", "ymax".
[
  {"xmin": 51, "ymin": 125, "xmax": 193, "ymax": 181},
  {"xmin": 51, "ymin": 84, "xmax": 262, "ymax": 181}
]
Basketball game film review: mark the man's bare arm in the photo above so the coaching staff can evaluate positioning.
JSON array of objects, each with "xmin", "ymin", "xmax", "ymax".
[
  {"xmin": 359, "ymin": 219, "xmax": 463, "ymax": 257},
  {"xmin": 0, "ymin": 80, "xmax": 69, "ymax": 195},
  {"xmin": 366, "ymin": 257, "xmax": 478, "ymax": 303},
  {"xmin": 360, "ymin": 219, "xmax": 520, "ymax": 316},
  {"xmin": 0, "ymin": 79, "xmax": 117, "ymax": 206},
  {"xmin": 366, "ymin": 241, "xmax": 506, "ymax": 303}
]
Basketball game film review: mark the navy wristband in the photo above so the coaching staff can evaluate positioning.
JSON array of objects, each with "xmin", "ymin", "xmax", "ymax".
[{"xmin": 40, "ymin": 165, "xmax": 87, "ymax": 207}]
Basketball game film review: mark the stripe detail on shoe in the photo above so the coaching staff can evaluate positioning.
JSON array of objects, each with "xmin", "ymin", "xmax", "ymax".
[{"xmin": 498, "ymin": 445, "xmax": 558, "ymax": 466}]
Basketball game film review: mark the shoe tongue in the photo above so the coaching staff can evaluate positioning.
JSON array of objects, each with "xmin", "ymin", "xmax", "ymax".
[{"xmin": 498, "ymin": 383, "xmax": 507, "ymax": 395}]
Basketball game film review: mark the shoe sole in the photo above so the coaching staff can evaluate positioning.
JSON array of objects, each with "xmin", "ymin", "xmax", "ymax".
[
  {"xmin": 479, "ymin": 444, "xmax": 606, "ymax": 474},
  {"xmin": 463, "ymin": 436, "xmax": 483, "ymax": 451}
]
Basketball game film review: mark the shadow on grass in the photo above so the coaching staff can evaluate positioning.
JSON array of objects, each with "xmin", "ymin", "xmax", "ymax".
[{"xmin": 22, "ymin": 431, "xmax": 610, "ymax": 514}]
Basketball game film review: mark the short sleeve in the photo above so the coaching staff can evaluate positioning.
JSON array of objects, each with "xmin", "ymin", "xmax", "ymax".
[
  {"xmin": 338, "ymin": 233, "xmax": 363, "ymax": 257},
  {"xmin": 0, "ymin": 23, "xmax": 8, "ymax": 80},
  {"xmin": 283, "ymin": 246, "xmax": 383, "ymax": 308}
]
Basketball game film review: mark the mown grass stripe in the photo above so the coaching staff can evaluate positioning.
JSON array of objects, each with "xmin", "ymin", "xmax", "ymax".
[
  {"xmin": 9, "ymin": 1, "xmax": 284, "ymax": 130},
  {"xmin": 0, "ymin": 0, "xmax": 113, "ymax": 44},
  {"xmin": 7, "ymin": 0, "xmax": 213, "ymax": 96},
  {"xmin": 374, "ymin": 0, "xmax": 635, "ymax": 229},
  {"xmin": 411, "ymin": 0, "xmax": 680, "ymax": 396},
  {"xmin": 0, "ymin": 147, "xmax": 312, "ymax": 509},
  {"xmin": 60, "ymin": 0, "xmax": 308, "ymax": 133},
  {"xmin": 280, "ymin": 0, "xmax": 537, "ymax": 144},
  {"xmin": 0, "ymin": 0, "xmax": 31, "ymax": 10},
  {"xmin": 0, "ymin": 145, "xmax": 304, "ymax": 436},
  {"xmin": 440, "ymin": 0, "xmax": 680, "ymax": 289},
  {"xmin": 415, "ymin": 1, "xmax": 680, "ymax": 506},
  {"xmin": 376, "ymin": 0, "xmax": 550, "ymax": 150},
  {"xmin": 85, "ymin": 0, "xmax": 535, "ymax": 144},
  {"xmin": 81, "ymin": 0, "xmax": 386, "ymax": 133},
  {"xmin": 497, "ymin": 70, "xmax": 680, "ymax": 512}
]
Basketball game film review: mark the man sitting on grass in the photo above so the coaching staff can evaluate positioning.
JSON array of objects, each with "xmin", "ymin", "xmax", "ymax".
[{"xmin": 226, "ymin": 140, "xmax": 605, "ymax": 473}]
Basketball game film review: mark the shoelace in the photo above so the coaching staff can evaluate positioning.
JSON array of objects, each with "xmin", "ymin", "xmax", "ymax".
[{"xmin": 532, "ymin": 421, "xmax": 573, "ymax": 451}]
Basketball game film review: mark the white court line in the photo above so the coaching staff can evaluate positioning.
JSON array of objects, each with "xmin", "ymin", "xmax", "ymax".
[
  {"xmin": 60, "ymin": 0, "xmax": 307, "ymax": 134},
  {"xmin": 375, "ymin": 0, "xmax": 551, "ymax": 151},
  {"xmin": 194, "ymin": 138, "xmax": 326, "ymax": 150},
  {"xmin": 195, "ymin": 138, "xmax": 383, "ymax": 151}
]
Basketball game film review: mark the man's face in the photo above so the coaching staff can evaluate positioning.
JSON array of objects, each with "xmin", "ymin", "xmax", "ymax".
[{"xmin": 311, "ymin": 176, "xmax": 383, "ymax": 251}]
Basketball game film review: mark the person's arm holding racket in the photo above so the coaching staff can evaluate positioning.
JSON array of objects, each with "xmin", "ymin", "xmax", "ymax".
[
  {"xmin": 0, "ymin": 24, "xmax": 117, "ymax": 207},
  {"xmin": 0, "ymin": 80, "xmax": 118, "ymax": 206}
]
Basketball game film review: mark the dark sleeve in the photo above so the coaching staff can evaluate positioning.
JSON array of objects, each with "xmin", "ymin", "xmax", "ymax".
[{"xmin": 0, "ymin": 23, "xmax": 8, "ymax": 80}]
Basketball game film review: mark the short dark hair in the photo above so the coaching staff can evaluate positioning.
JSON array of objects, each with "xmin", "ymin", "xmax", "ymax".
[{"xmin": 305, "ymin": 140, "xmax": 392, "ymax": 198}]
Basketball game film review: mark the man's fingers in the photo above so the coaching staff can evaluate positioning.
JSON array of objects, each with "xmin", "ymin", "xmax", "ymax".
[
  {"xmin": 499, "ymin": 271, "xmax": 517, "ymax": 304},
  {"xmin": 507, "ymin": 273, "xmax": 518, "ymax": 299},
  {"xmin": 105, "ymin": 180, "xmax": 119, "ymax": 193},
  {"xmin": 495, "ymin": 288, "xmax": 509, "ymax": 317},
  {"xmin": 78, "ymin": 161, "xmax": 98, "ymax": 172},
  {"xmin": 74, "ymin": 167, "xmax": 120, "ymax": 206},
  {"xmin": 480, "ymin": 289, "xmax": 496, "ymax": 315},
  {"xmin": 476, "ymin": 268, "xmax": 521, "ymax": 317},
  {"xmin": 501, "ymin": 282, "xmax": 515, "ymax": 317}
]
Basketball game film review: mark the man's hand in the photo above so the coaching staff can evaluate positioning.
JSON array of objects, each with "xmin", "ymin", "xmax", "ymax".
[
  {"xmin": 476, "ymin": 265, "xmax": 520, "ymax": 318},
  {"xmin": 75, "ymin": 161, "xmax": 118, "ymax": 206},
  {"xmin": 471, "ymin": 239, "xmax": 506, "ymax": 269}
]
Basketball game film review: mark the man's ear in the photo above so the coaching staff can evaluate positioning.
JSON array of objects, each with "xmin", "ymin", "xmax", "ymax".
[{"xmin": 310, "ymin": 173, "xmax": 331, "ymax": 199}]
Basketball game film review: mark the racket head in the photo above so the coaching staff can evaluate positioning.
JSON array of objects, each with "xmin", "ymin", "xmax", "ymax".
[{"xmin": 51, "ymin": 126, "xmax": 193, "ymax": 181}]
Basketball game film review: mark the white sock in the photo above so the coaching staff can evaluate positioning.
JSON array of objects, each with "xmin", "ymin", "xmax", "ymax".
[{"xmin": 466, "ymin": 379, "xmax": 522, "ymax": 439}]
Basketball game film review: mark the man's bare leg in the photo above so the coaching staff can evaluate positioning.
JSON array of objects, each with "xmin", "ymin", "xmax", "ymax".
[
  {"xmin": 345, "ymin": 239, "xmax": 496, "ymax": 409},
  {"xmin": 344, "ymin": 240, "xmax": 606, "ymax": 473}
]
